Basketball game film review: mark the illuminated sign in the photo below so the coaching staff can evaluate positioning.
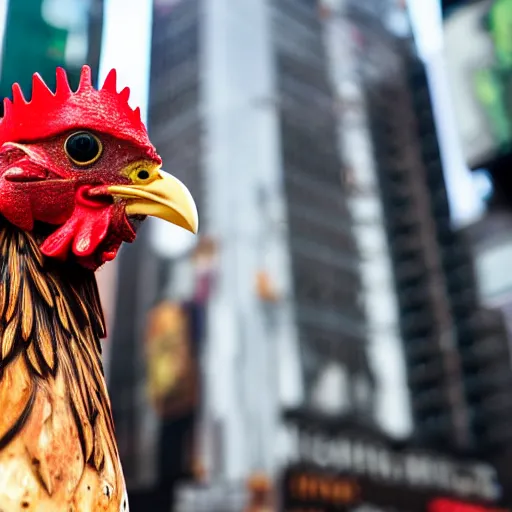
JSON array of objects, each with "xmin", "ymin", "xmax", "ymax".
[
  {"xmin": 282, "ymin": 466, "xmax": 509, "ymax": 512},
  {"xmin": 286, "ymin": 470, "xmax": 359, "ymax": 505},
  {"xmin": 444, "ymin": 0, "xmax": 512, "ymax": 168},
  {"xmin": 278, "ymin": 409, "xmax": 510, "ymax": 512},
  {"xmin": 429, "ymin": 498, "xmax": 509, "ymax": 512},
  {"xmin": 278, "ymin": 423, "xmax": 499, "ymax": 503}
]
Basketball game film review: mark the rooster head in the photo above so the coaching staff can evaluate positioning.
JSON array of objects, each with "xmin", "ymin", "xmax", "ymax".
[{"xmin": 0, "ymin": 65, "xmax": 198, "ymax": 269}]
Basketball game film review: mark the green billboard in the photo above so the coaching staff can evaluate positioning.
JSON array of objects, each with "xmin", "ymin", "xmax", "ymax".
[{"xmin": 0, "ymin": 0, "xmax": 89, "ymax": 100}]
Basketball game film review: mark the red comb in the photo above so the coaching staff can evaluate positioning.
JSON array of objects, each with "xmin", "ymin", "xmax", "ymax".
[{"xmin": 0, "ymin": 65, "xmax": 160, "ymax": 162}]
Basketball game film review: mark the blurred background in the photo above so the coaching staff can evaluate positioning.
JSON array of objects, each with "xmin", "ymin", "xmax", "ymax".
[{"xmin": 3, "ymin": 0, "xmax": 512, "ymax": 510}]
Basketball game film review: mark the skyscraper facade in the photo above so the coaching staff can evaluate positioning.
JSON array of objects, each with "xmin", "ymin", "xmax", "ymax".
[
  {"xmin": 352, "ymin": 0, "xmax": 512, "ymax": 454},
  {"xmin": 362, "ymin": 37, "xmax": 470, "ymax": 448},
  {"xmin": 113, "ymin": 0, "xmax": 446, "ymax": 486},
  {"xmin": 111, "ymin": 0, "xmax": 384, "ymax": 494},
  {"xmin": 107, "ymin": 0, "xmax": 512, "ymax": 509},
  {"xmin": 271, "ymin": 0, "xmax": 375, "ymax": 423}
]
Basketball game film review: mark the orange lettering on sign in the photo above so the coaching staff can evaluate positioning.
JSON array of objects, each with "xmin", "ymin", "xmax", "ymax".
[{"xmin": 288, "ymin": 472, "xmax": 359, "ymax": 505}]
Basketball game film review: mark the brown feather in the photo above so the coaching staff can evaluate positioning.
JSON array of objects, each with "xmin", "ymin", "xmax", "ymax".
[
  {"xmin": 0, "ymin": 282, "xmax": 7, "ymax": 320},
  {"xmin": 63, "ymin": 297, "xmax": 84, "ymax": 337},
  {"xmin": 26, "ymin": 342, "xmax": 44, "ymax": 378},
  {"xmin": 55, "ymin": 295, "xmax": 70, "ymax": 332},
  {"xmin": 1, "ymin": 317, "xmax": 17, "ymax": 359},
  {"xmin": 0, "ymin": 357, "xmax": 35, "ymax": 444},
  {"xmin": 21, "ymin": 278, "xmax": 34, "ymax": 341},
  {"xmin": 34, "ymin": 307, "xmax": 55, "ymax": 372},
  {"xmin": 5, "ymin": 248, "xmax": 20, "ymax": 322},
  {"xmin": 25, "ymin": 234, "xmax": 44, "ymax": 265},
  {"xmin": 27, "ymin": 256, "xmax": 54, "ymax": 307},
  {"xmin": 0, "ymin": 222, "xmax": 126, "ymax": 510}
]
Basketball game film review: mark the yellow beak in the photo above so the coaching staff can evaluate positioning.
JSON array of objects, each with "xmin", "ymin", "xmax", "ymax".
[{"xmin": 107, "ymin": 171, "xmax": 198, "ymax": 234}]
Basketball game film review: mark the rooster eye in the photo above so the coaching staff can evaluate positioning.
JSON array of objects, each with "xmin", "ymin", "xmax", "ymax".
[{"xmin": 64, "ymin": 131, "xmax": 103, "ymax": 166}]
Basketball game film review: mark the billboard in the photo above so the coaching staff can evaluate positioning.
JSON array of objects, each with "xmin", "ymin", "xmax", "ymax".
[
  {"xmin": 144, "ymin": 301, "xmax": 200, "ymax": 420},
  {"xmin": 279, "ymin": 411, "xmax": 505, "ymax": 512},
  {"xmin": 144, "ymin": 299, "xmax": 204, "ymax": 484},
  {"xmin": 0, "ymin": 0, "xmax": 93, "ymax": 99},
  {"xmin": 444, "ymin": 0, "xmax": 512, "ymax": 168}
]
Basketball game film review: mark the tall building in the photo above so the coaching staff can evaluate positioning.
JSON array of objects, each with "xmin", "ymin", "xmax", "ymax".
[
  {"xmin": 353, "ymin": 1, "xmax": 512, "ymax": 454},
  {"xmin": 464, "ymin": 211, "xmax": 512, "ymax": 413},
  {"xmin": 271, "ymin": 0, "xmax": 375, "ymax": 423},
  {"xmin": 441, "ymin": 0, "xmax": 512, "ymax": 500},
  {"xmin": 148, "ymin": 0, "xmax": 376, "ymax": 478},
  {"xmin": 322, "ymin": 0, "xmax": 413, "ymax": 437},
  {"xmin": 461, "ymin": 194, "xmax": 512, "ymax": 501},
  {"xmin": 112, "ymin": 0, "xmax": 478, "ymax": 484},
  {"xmin": 323, "ymin": 0, "xmax": 464, "ymax": 448},
  {"xmin": 101, "ymin": 0, "xmax": 512, "ymax": 510},
  {"xmin": 107, "ymin": 0, "xmax": 398, "ymax": 497},
  {"xmin": 363, "ymin": 42, "xmax": 470, "ymax": 448}
]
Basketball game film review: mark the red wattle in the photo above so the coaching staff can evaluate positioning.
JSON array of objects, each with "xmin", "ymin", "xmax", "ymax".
[
  {"xmin": 72, "ymin": 207, "xmax": 112, "ymax": 257},
  {"xmin": 39, "ymin": 214, "xmax": 79, "ymax": 260},
  {"xmin": 40, "ymin": 186, "xmax": 115, "ymax": 262}
]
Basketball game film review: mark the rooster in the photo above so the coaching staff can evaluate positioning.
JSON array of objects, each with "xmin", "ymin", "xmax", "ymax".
[{"xmin": 0, "ymin": 66, "xmax": 198, "ymax": 511}]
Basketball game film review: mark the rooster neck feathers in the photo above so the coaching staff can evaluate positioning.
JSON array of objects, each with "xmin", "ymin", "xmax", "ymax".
[{"xmin": 0, "ymin": 219, "xmax": 124, "ymax": 507}]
